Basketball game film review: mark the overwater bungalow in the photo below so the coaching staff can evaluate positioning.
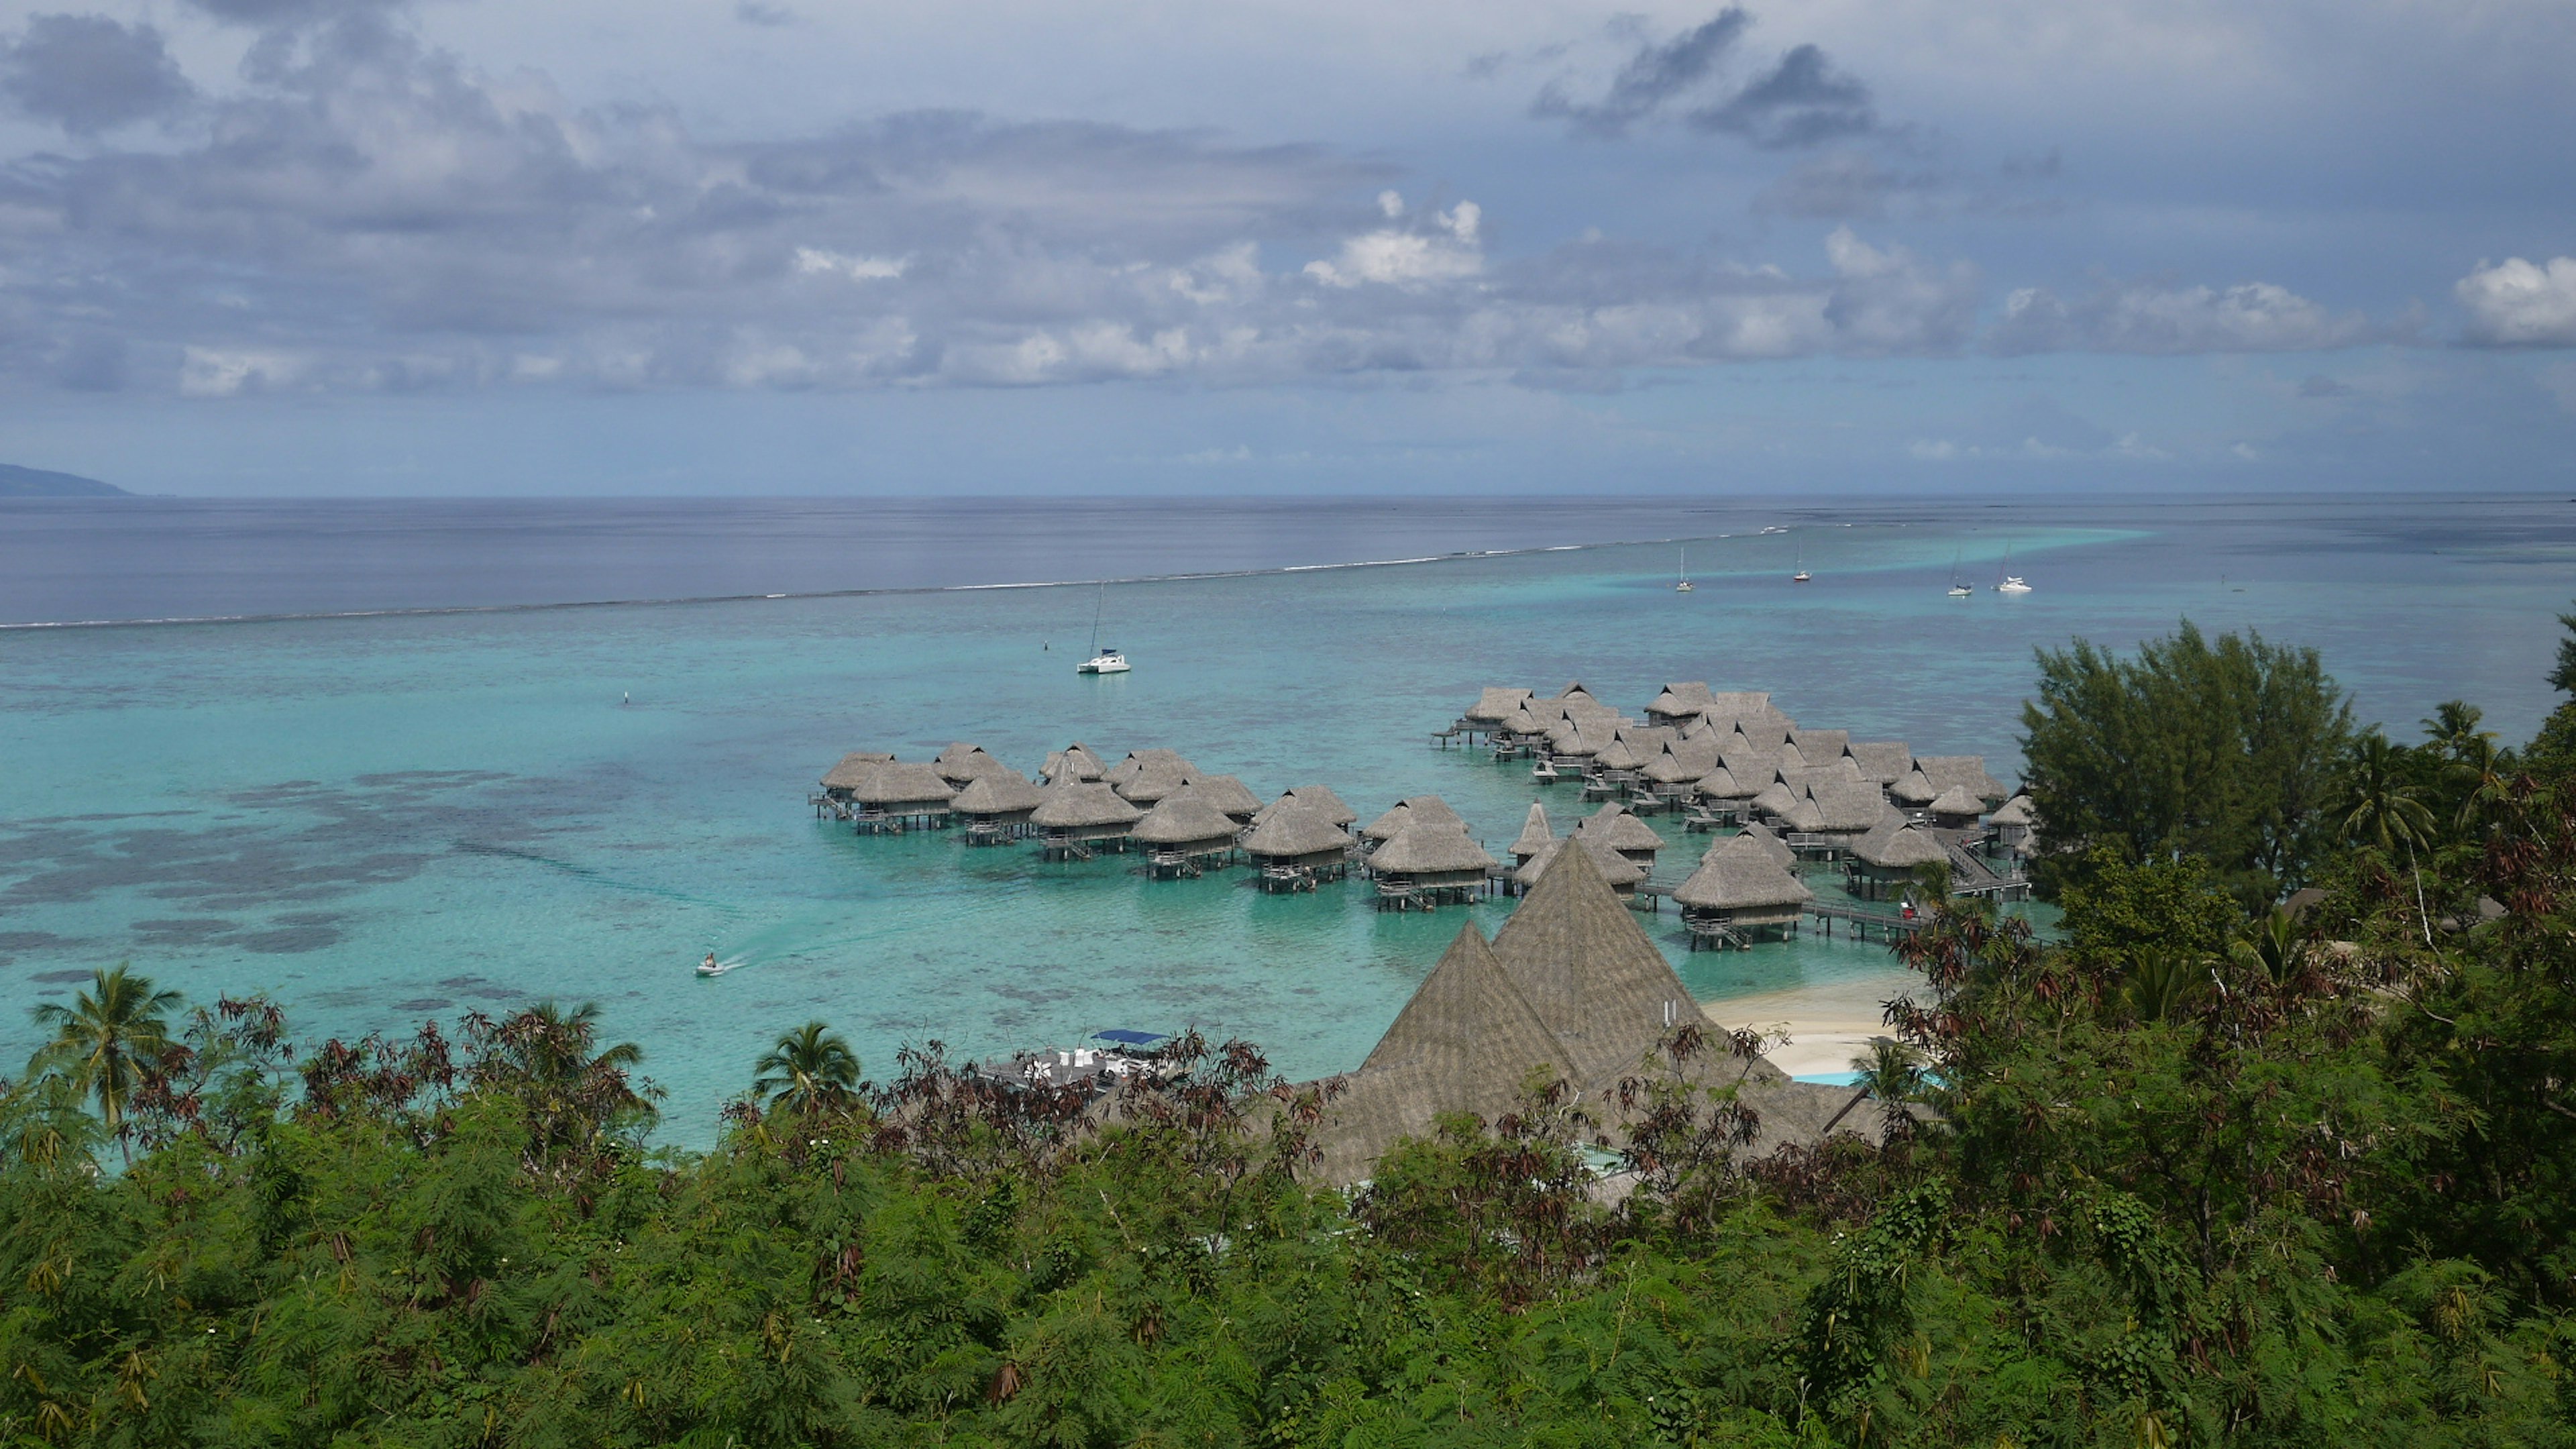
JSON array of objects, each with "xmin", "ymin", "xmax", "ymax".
[
  {"xmin": 950, "ymin": 772, "xmax": 1045, "ymax": 845},
  {"xmin": 1030, "ymin": 781, "xmax": 1144, "ymax": 861},
  {"xmin": 1749, "ymin": 779, "xmax": 1801, "ymax": 822},
  {"xmin": 1553, "ymin": 682, "xmax": 1603, "ymax": 707},
  {"xmin": 1267, "ymin": 784, "xmax": 1358, "ymax": 833},
  {"xmin": 1914, "ymin": 755, "xmax": 2010, "ymax": 808},
  {"xmin": 1845, "ymin": 741, "xmax": 1913, "ymax": 785},
  {"xmin": 1362, "ymin": 796, "xmax": 1466, "ymax": 849},
  {"xmin": 1788, "ymin": 728, "xmax": 1850, "ymax": 762},
  {"xmin": 1513, "ymin": 835, "xmax": 1647, "ymax": 898},
  {"xmin": 1040, "ymin": 742, "xmax": 1111, "ymax": 785},
  {"xmin": 1114, "ymin": 763, "xmax": 1192, "ymax": 807},
  {"xmin": 1368, "ymin": 819, "xmax": 1496, "ymax": 910},
  {"xmin": 1241, "ymin": 804, "xmax": 1354, "ymax": 890},
  {"xmin": 1172, "ymin": 773, "xmax": 1264, "ymax": 824},
  {"xmin": 1462, "ymin": 686, "xmax": 1536, "ymax": 730},
  {"xmin": 1674, "ymin": 835, "xmax": 1813, "ymax": 948},
  {"xmin": 1509, "ymin": 803, "xmax": 1554, "ymax": 868},
  {"xmin": 1572, "ymin": 802, "xmax": 1665, "ymax": 871},
  {"xmin": 1644, "ymin": 681, "xmax": 1717, "ymax": 726},
  {"xmin": 1780, "ymin": 759, "xmax": 1866, "ymax": 792},
  {"xmin": 1888, "ymin": 767, "xmax": 1941, "ymax": 810},
  {"xmin": 818, "ymin": 751, "xmax": 896, "ymax": 802},
  {"xmin": 1847, "ymin": 810, "xmax": 1950, "ymax": 900},
  {"xmin": 1928, "ymin": 784, "xmax": 1986, "ymax": 829},
  {"xmin": 1807, "ymin": 778, "xmax": 1888, "ymax": 839},
  {"xmin": 1132, "ymin": 796, "xmax": 1242, "ymax": 879},
  {"xmin": 933, "ymin": 743, "xmax": 1012, "ymax": 786},
  {"xmin": 847, "ymin": 761, "xmax": 960, "ymax": 833},
  {"xmin": 1778, "ymin": 794, "xmax": 1829, "ymax": 839},
  {"xmin": 1721, "ymin": 821, "xmax": 1798, "ymax": 869},
  {"xmin": 1640, "ymin": 745, "xmax": 1702, "ymax": 806},
  {"xmin": 1989, "ymin": 794, "xmax": 2038, "ymax": 853}
]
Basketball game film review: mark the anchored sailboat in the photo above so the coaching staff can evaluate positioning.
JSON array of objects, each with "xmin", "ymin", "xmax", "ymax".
[
  {"xmin": 1790, "ymin": 535, "xmax": 1811, "ymax": 584},
  {"xmin": 1077, "ymin": 580, "xmax": 1130, "ymax": 674},
  {"xmin": 1947, "ymin": 547, "xmax": 1972, "ymax": 598},
  {"xmin": 1674, "ymin": 545, "xmax": 1693, "ymax": 592},
  {"xmin": 1994, "ymin": 542, "xmax": 2032, "ymax": 595}
]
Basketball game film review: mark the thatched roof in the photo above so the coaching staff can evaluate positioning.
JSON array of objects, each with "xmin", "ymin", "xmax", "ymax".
[
  {"xmin": 1114, "ymin": 765, "xmax": 1190, "ymax": 806},
  {"xmin": 1363, "ymin": 796, "xmax": 1465, "ymax": 843},
  {"xmin": 1726, "ymin": 715, "xmax": 1796, "ymax": 751},
  {"xmin": 1694, "ymin": 766, "xmax": 1752, "ymax": 799},
  {"xmin": 1059, "ymin": 743, "xmax": 1110, "ymax": 780},
  {"xmin": 1929, "ymin": 784, "xmax": 1985, "ymax": 817},
  {"xmin": 1030, "ymin": 781, "xmax": 1144, "ymax": 829},
  {"xmin": 1593, "ymin": 736, "xmax": 1651, "ymax": 771},
  {"xmin": 1788, "ymin": 728, "xmax": 1850, "ymax": 759},
  {"xmin": 1845, "ymin": 741, "xmax": 1912, "ymax": 784},
  {"xmin": 1555, "ymin": 721, "xmax": 1615, "ymax": 758},
  {"xmin": 1466, "ymin": 687, "xmax": 1536, "ymax": 723},
  {"xmin": 1512, "ymin": 835, "xmax": 1646, "ymax": 889},
  {"xmin": 1989, "ymin": 794, "xmax": 2036, "ymax": 827},
  {"xmin": 1174, "ymin": 773, "xmax": 1264, "ymax": 820},
  {"xmin": 1573, "ymin": 802, "xmax": 1665, "ymax": 855},
  {"xmin": 1775, "ymin": 741, "xmax": 1810, "ymax": 771},
  {"xmin": 1619, "ymin": 725, "xmax": 1678, "ymax": 753},
  {"xmin": 1669, "ymin": 733, "xmax": 1725, "ymax": 776},
  {"xmin": 1888, "ymin": 768, "xmax": 1939, "ymax": 806},
  {"xmin": 1807, "ymin": 779, "xmax": 1888, "ymax": 833},
  {"xmin": 1719, "ymin": 822, "xmax": 1796, "ymax": 869},
  {"xmin": 1705, "ymin": 690, "xmax": 1773, "ymax": 718},
  {"xmin": 1370, "ymin": 820, "xmax": 1497, "ymax": 876},
  {"xmin": 1781, "ymin": 760, "xmax": 1865, "ymax": 792},
  {"xmin": 1851, "ymin": 812, "xmax": 1949, "ymax": 869},
  {"xmin": 1489, "ymin": 843, "xmax": 1701, "ymax": 1088},
  {"xmin": 1750, "ymin": 780, "xmax": 1800, "ymax": 818},
  {"xmin": 1646, "ymin": 682, "xmax": 1715, "ymax": 718},
  {"xmin": 849, "ymin": 761, "xmax": 959, "ymax": 808},
  {"xmin": 1722, "ymin": 747, "xmax": 1783, "ymax": 781},
  {"xmin": 1780, "ymin": 796, "xmax": 1828, "ymax": 833},
  {"xmin": 1105, "ymin": 749, "xmax": 1191, "ymax": 787},
  {"xmin": 1674, "ymin": 849, "xmax": 1814, "ymax": 912},
  {"xmin": 1497, "ymin": 706, "xmax": 1546, "ymax": 735},
  {"xmin": 1915, "ymin": 755, "xmax": 2009, "ymax": 802},
  {"xmin": 820, "ymin": 751, "xmax": 896, "ymax": 790},
  {"xmin": 949, "ymin": 773, "xmax": 1044, "ymax": 816},
  {"xmin": 1283, "ymin": 785, "xmax": 1357, "ymax": 828},
  {"xmin": 1553, "ymin": 682, "xmax": 1601, "ymax": 704},
  {"xmin": 1241, "ymin": 804, "xmax": 1352, "ymax": 860},
  {"xmin": 1511, "ymin": 803, "xmax": 1554, "ymax": 861},
  {"xmin": 933, "ymin": 743, "xmax": 1011, "ymax": 784},
  {"xmin": 1642, "ymin": 746, "xmax": 1701, "ymax": 784},
  {"xmin": 1132, "ymin": 795, "xmax": 1241, "ymax": 848}
]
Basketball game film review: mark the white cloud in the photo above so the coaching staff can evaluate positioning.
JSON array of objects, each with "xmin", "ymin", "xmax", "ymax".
[
  {"xmin": 1304, "ymin": 201, "xmax": 1483, "ymax": 288},
  {"xmin": 2457, "ymin": 256, "xmax": 2576, "ymax": 345},
  {"xmin": 179, "ymin": 346, "xmax": 303, "ymax": 396},
  {"xmin": 794, "ymin": 248, "xmax": 908, "ymax": 281},
  {"xmin": 1990, "ymin": 278, "xmax": 2375, "ymax": 354}
]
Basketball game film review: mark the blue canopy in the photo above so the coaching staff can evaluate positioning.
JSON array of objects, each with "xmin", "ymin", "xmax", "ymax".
[{"xmin": 1093, "ymin": 1029, "xmax": 1167, "ymax": 1046}]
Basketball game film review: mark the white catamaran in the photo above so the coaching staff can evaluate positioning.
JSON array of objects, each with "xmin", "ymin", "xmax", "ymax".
[
  {"xmin": 1077, "ymin": 580, "xmax": 1130, "ymax": 674},
  {"xmin": 1994, "ymin": 542, "xmax": 2033, "ymax": 594}
]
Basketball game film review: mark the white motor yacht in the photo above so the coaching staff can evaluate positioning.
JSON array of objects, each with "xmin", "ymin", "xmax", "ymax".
[{"xmin": 1078, "ymin": 649, "xmax": 1131, "ymax": 674}]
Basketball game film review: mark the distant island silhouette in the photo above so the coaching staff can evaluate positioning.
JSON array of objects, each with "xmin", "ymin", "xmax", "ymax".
[{"xmin": 0, "ymin": 464, "xmax": 130, "ymax": 497}]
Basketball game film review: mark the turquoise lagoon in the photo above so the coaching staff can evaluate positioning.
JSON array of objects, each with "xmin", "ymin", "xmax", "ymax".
[{"xmin": 3, "ymin": 494, "xmax": 2571, "ymax": 1143}]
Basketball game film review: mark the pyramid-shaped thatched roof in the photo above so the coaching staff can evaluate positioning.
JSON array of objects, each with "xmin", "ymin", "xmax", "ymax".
[
  {"xmin": 1721, "ymin": 822, "xmax": 1796, "ymax": 869},
  {"xmin": 1511, "ymin": 803, "xmax": 1554, "ymax": 861},
  {"xmin": 1780, "ymin": 795, "xmax": 1828, "ymax": 833},
  {"xmin": 1173, "ymin": 773, "xmax": 1264, "ymax": 820},
  {"xmin": 1646, "ymin": 682, "xmax": 1716, "ymax": 717},
  {"xmin": 1845, "ymin": 741, "xmax": 1912, "ymax": 784},
  {"xmin": 1890, "ymin": 768, "xmax": 1939, "ymax": 805},
  {"xmin": 1115, "ymin": 765, "xmax": 1191, "ymax": 806},
  {"xmin": 1722, "ymin": 746, "xmax": 1783, "ymax": 781},
  {"xmin": 1850, "ymin": 811, "xmax": 1949, "ymax": 869},
  {"xmin": 1370, "ymin": 819, "xmax": 1496, "ymax": 875},
  {"xmin": 848, "ymin": 761, "xmax": 959, "ymax": 807},
  {"xmin": 1105, "ymin": 749, "xmax": 1191, "ymax": 787},
  {"xmin": 1695, "ymin": 767, "xmax": 1753, "ymax": 800},
  {"xmin": 1573, "ymin": 802, "xmax": 1665, "ymax": 855},
  {"xmin": 1929, "ymin": 784, "xmax": 1985, "ymax": 817},
  {"xmin": 820, "ymin": 751, "xmax": 896, "ymax": 790},
  {"xmin": 1554, "ymin": 682, "xmax": 1600, "ymax": 704},
  {"xmin": 1788, "ymin": 728, "xmax": 1849, "ymax": 759},
  {"xmin": 1363, "ymin": 795, "xmax": 1464, "ymax": 843},
  {"xmin": 1513, "ymin": 835, "xmax": 1646, "ymax": 890},
  {"xmin": 1988, "ymin": 794, "xmax": 2036, "ymax": 827},
  {"xmin": 1030, "ymin": 780, "xmax": 1144, "ymax": 828},
  {"xmin": 934, "ymin": 743, "xmax": 1012, "ymax": 784},
  {"xmin": 1359, "ymin": 924, "xmax": 1566, "ymax": 1079},
  {"xmin": 1750, "ymin": 780, "xmax": 1800, "ymax": 818},
  {"xmin": 1274, "ymin": 784, "xmax": 1357, "ymax": 828},
  {"xmin": 1808, "ymin": 779, "xmax": 1889, "ymax": 833},
  {"xmin": 1674, "ymin": 849, "xmax": 1815, "ymax": 912},
  {"xmin": 1241, "ymin": 804, "xmax": 1350, "ymax": 859},
  {"xmin": 1467, "ymin": 687, "xmax": 1536, "ymax": 723},
  {"xmin": 1670, "ymin": 733, "xmax": 1724, "ymax": 775},
  {"xmin": 1642, "ymin": 745, "xmax": 1700, "ymax": 784},
  {"xmin": 950, "ymin": 772, "xmax": 1044, "ymax": 816},
  {"xmin": 1057, "ymin": 743, "xmax": 1110, "ymax": 780},
  {"xmin": 1132, "ymin": 794, "xmax": 1241, "ymax": 848},
  {"xmin": 1915, "ymin": 755, "xmax": 2008, "ymax": 802},
  {"xmin": 1499, "ymin": 705, "xmax": 1548, "ymax": 735},
  {"xmin": 1490, "ymin": 841, "xmax": 1703, "ymax": 1091},
  {"xmin": 1593, "ymin": 736, "xmax": 1651, "ymax": 771},
  {"xmin": 1705, "ymin": 690, "xmax": 1773, "ymax": 718}
]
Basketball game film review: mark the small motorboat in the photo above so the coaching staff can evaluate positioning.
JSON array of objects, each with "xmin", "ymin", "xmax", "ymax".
[
  {"xmin": 696, "ymin": 953, "xmax": 738, "ymax": 978},
  {"xmin": 1078, "ymin": 649, "xmax": 1130, "ymax": 674}
]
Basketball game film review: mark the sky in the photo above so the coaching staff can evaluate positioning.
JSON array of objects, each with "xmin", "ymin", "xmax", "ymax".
[{"xmin": 0, "ymin": 0, "xmax": 2573, "ymax": 494}]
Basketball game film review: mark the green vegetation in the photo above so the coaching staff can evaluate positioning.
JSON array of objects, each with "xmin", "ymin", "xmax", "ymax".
[{"xmin": 11, "ymin": 612, "xmax": 2576, "ymax": 1445}]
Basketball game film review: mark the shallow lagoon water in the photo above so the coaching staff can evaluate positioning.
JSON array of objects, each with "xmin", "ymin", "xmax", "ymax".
[{"xmin": 3, "ymin": 493, "xmax": 2571, "ymax": 1143}]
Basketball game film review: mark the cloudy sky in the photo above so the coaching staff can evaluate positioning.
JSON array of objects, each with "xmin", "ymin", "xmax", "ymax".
[{"xmin": 1, "ymin": 0, "xmax": 2573, "ymax": 494}]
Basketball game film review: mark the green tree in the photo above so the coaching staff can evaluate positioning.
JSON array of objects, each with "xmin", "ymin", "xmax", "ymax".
[
  {"xmin": 2337, "ymin": 732, "xmax": 2438, "ymax": 853},
  {"xmin": 25, "ymin": 965, "xmax": 182, "ymax": 1146},
  {"xmin": 2021, "ymin": 621, "xmax": 2352, "ymax": 904},
  {"xmin": 751, "ymin": 1020, "xmax": 863, "ymax": 1116},
  {"xmin": 2055, "ymin": 848, "xmax": 2243, "ymax": 965}
]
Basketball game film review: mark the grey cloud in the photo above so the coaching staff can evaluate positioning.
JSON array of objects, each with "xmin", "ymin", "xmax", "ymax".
[
  {"xmin": 1686, "ymin": 44, "xmax": 1873, "ymax": 150},
  {"xmin": 733, "ymin": 1, "xmax": 796, "ymax": 26},
  {"xmin": 2297, "ymin": 374, "xmax": 2355, "ymax": 397},
  {"xmin": 1989, "ymin": 278, "xmax": 2379, "ymax": 355},
  {"xmin": 1532, "ymin": 9, "xmax": 1749, "ymax": 140},
  {"xmin": 182, "ymin": 0, "xmax": 407, "ymax": 29},
  {"xmin": 0, "ymin": 14, "xmax": 194, "ymax": 135},
  {"xmin": 1756, "ymin": 151, "xmax": 1937, "ymax": 220}
]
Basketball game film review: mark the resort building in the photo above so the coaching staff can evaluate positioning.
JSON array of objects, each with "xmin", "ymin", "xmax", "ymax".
[
  {"xmin": 845, "ymin": 761, "xmax": 959, "ymax": 833},
  {"xmin": 1571, "ymin": 802, "xmax": 1665, "ymax": 872},
  {"xmin": 1845, "ymin": 741, "xmax": 1913, "ymax": 784},
  {"xmin": 1672, "ymin": 834, "xmax": 1813, "ymax": 948},
  {"xmin": 1513, "ymin": 835, "xmax": 1647, "ymax": 898},
  {"xmin": 1367, "ymin": 818, "xmax": 1497, "ymax": 909},
  {"xmin": 1039, "ymin": 742, "xmax": 1110, "ymax": 785},
  {"xmin": 1256, "ymin": 784, "xmax": 1358, "ymax": 833},
  {"xmin": 1173, "ymin": 773, "xmax": 1265, "ymax": 824},
  {"xmin": 933, "ymin": 743, "xmax": 1013, "ymax": 786},
  {"xmin": 1241, "ymin": 805, "xmax": 1354, "ymax": 890},
  {"xmin": 949, "ymin": 772, "xmax": 1045, "ymax": 845},
  {"xmin": 1644, "ymin": 680, "xmax": 1717, "ymax": 726},
  {"xmin": 1846, "ymin": 810, "xmax": 1951, "ymax": 900},
  {"xmin": 818, "ymin": 751, "xmax": 896, "ymax": 801},
  {"xmin": 1928, "ymin": 785, "xmax": 1986, "ymax": 830},
  {"xmin": 1030, "ymin": 781, "xmax": 1144, "ymax": 860},
  {"xmin": 1989, "ymin": 794, "xmax": 2038, "ymax": 853},
  {"xmin": 1362, "ymin": 796, "xmax": 1466, "ymax": 850},
  {"xmin": 1509, "ymin": 803, "xmax": 1554, "ymax": 869},
  {"xmin": 1131, "ymin": 796, "xmax": 1242, "ymax": 878}
]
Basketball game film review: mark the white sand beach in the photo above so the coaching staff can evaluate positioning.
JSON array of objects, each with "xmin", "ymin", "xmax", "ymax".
[{"xmin": 1703, "ymin": 973, "xmax": 1924, "ymax": 1079}]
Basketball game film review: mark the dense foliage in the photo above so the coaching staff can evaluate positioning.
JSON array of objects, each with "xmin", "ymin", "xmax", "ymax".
[{"xmin": 11, "ymin": 612, "xmax": 2576, "ymax": 1446}]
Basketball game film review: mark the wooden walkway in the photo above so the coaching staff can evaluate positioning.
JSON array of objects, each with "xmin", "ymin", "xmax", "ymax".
[{"xmin": 1804, "ymin": 900, "xmax": 1924, "ymax": 939}]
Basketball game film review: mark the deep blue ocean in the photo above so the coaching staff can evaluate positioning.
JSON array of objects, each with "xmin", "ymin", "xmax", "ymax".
[{"xmin": 4, "ymin": 492, "xmax": 2571, "ymax": 1142}]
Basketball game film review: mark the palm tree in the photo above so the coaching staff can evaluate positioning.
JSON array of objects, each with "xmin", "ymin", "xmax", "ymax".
[
  {"xmin": 2229, "ymin": 908, "xmax": 2304, "ymax": 988},
  {"xmin": 466, "ymin": 1000, "xmax": 654, "ymax": 1166},
  {"xmin": 1821, "ymin": 1039, "xmax": 1925, "ymax": 1141},
  {"xmin": 2337, "ymin": 734, "xmax": 2437, "ymax": 853},
  {"xmin": 2421, "ymin": 700, "xmax": 2496, "ymax": 763},
  {"xmin": 2122, "ymin": 949, "xmax": 2203, "ymax": 1023},
  {"xmin": 752, "ymin": 1021, "xmax": 863, "ymax": 1116},
  {"xmin": 28, "ymin": 965, "xmax": 182, "ymax": 1140}
]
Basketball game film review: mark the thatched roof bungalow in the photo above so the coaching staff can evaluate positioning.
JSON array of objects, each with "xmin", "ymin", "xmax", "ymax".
[
  {"xmin": 1465, "ymin": 687, "xmax": 1536, "ymax": 724},
  {"xmin": 1788, "ymin": 728, "xmax": 1850, "ymax": 760},
  {"xmin": 1242, "ymin": 804, "xmax": 1355, "ymax": 878},
  {"xmin": 1847, "ymin": 810, "xmax": 1949, "ymax": 899},
  {"xmin": 1132, "ymin": 796, "xmax": 1242, "ymax": 874},
  {"xmin": 1114, "ymin": 764, "xmax": 1192, "ymax": 807},
  {"xmin": 1030, "ymin": 782, "xmax": 1144, "ymax": 855},
  {"xmin": 1572, "ymin": 802, "xmax": 1666, "ymax": 868},
  {"xmin": 1807, "ymin": 779, "xmax": 1888, "ymax": 835},
  {"xmin": 1845, "ymin": 741, "xmax": 1912, "ymax": 784},
  {"xmin": 1674, "ymin": 837, "xmax": 1813, "ymax": 940},
  {"xmin": 849, "ymin": 761, "xmax": 958, "ymax": 812},
  {"xmin": 1512, "ymin": 834, "xmax": 1646, "ymax": 895},
  {"xmin": 1712, "ymin": 821, "xmax": 1796, "ymax": 869},
  {"xmin": 934, "ymin": 743, "xmax": 1012, "ymax": 785},
  {"xmin": 1256, "ymin": 784, "xmax": 1357, "ymax": 831},
  {"xmin": 1889, "ymin": 767, "xmax": 1941, "ymax": 808},
  {"xmin": 1988, "ymin": 794, "xmax": 2038, "ymax": 851},
  {"xmin": 1693, "ymin": 766, "xmax": 1755, "ymax": 801},
  {"xmin": 1928, "ymin": 784, "xmax": 1986, "ymax": 828},
  {"xmin": 820, "ymin": 751, "xmax": 896, "ymax": 798},
  {"xmin": 1363, "ymin": 796, "xmax": 1465, "ymax": 845},
  {"xmin": 949, "ymin": 772, "xmax": 1044, "ymax": 825},
  {"xmin": 1509, "ymin": 803, "xmax": 1554, "ymax": 866},
  {"xmin": 1750, "ymin": 780, "xmax": 1801, "ymax": 820},
  {"xmin": 1915, "ymin": 755, "xmax": 2010, "ymax": 806},
  {"xmin": 1173, "ymin": 773, "xmax": 1263, "ymax": 823},
  {"xmin": 1645, "ymin": 682, "xmax": 1717, "ymax": 724},
  {"xmin": 1370, "ymin": 820, "xmax": 1497, "ymax": 905}
]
